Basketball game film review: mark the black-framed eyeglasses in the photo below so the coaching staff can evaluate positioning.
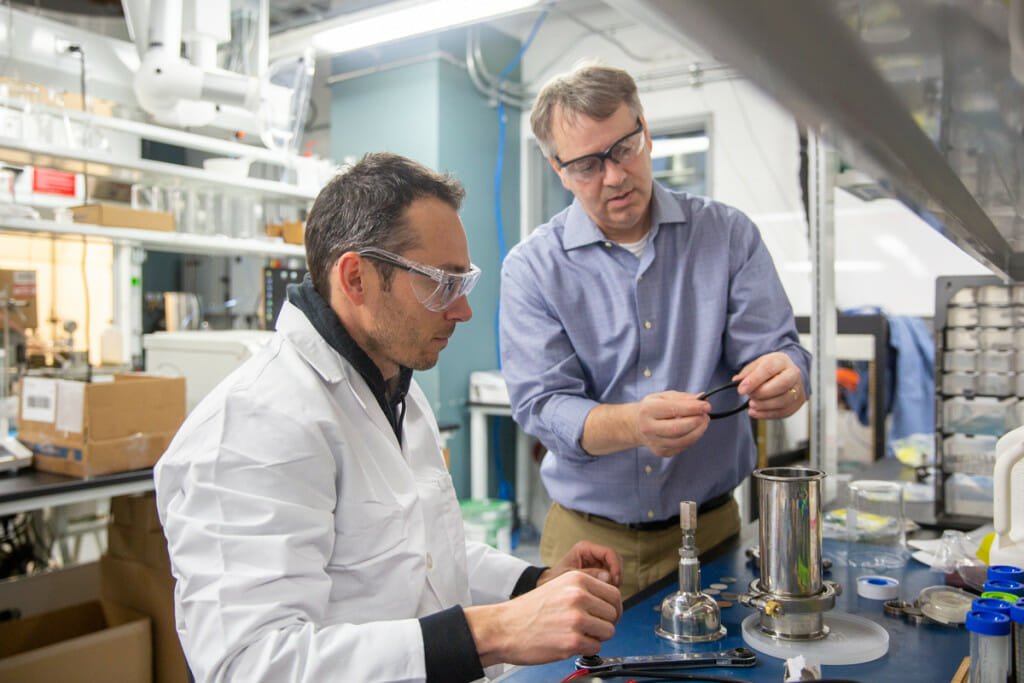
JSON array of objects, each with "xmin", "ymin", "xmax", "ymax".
[
  {"xmin": 554, "ymin": 117, "xmax": 646, "ymax": 182},
  {"xmin": 697, "ymin": 380, "xmax": 750, "ymax": 419},
  {"xmin": 357, "ymin": 247, "xmax": 481, "ymax": 312}
]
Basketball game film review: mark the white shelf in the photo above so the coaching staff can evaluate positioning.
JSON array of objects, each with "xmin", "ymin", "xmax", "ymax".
[
  {"xmin": 0, "ymin": 135, "xmax": 317, "ymax": 202},
  {"xmin": 0, "ymin": 216, "xmax": 306, "ymax": 259},
  {"xmin": 0, "ymin": 93, "xmax": 319, "ymax": 170}
]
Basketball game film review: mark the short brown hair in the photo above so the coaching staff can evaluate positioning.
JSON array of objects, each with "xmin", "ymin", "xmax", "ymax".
[
  {"xmin": 303, "ymin": 152, "xmax": 465, "ymax": 298},
  {"xmin": 530, "ymin": 61, "xmax": 643, "ymax": 158}
]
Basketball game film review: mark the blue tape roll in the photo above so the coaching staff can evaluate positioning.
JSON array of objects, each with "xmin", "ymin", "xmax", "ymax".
[{"xmin": 857, "ymin": 575, "xmax": 900, "ymax": 600}]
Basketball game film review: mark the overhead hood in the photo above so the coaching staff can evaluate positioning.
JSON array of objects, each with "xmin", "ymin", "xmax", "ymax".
[{"xmin": 612, "ymin": 0, "xmax": 1024, "ymax": 281}]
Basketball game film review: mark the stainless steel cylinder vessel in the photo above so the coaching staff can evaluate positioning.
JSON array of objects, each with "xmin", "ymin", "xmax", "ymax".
[
  {"xmin": 740, "ymin": 466, "xmax": 838, "ymax": 641},
  {"xmin": 755, "ymin": 466, "xmax": 825, "ymax": 597}
]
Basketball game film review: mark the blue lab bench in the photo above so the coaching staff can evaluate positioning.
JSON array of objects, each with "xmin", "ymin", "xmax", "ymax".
[{"xmin": 495, "ymin": 524, "xmax": 969, "ymax": 682}]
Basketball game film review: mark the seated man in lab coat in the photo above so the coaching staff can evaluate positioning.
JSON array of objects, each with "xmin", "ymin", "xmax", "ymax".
[{"xmin": 154, "ymin": 152, "xmax": 623, "ymax": 682}]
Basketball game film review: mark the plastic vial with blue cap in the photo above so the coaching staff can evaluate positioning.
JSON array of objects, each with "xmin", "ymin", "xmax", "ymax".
[
  {"xmin": 984, "ymin": 579, "xmax": 1024, "ymax": 597},
  {"xmin": 1011, "ymin": 599, "xmax": 1024, "ymax": 683},
  {"xmin": 966, "ymin": 610, "xmax": 1011, "ymax": 683},
  {"xmin": 989, "ymin": 565, "xmax": 1024, "ymax": 584},
  {"xmin": 973, "ymin": 597, "xmax": 1013, "ymax": 618}
]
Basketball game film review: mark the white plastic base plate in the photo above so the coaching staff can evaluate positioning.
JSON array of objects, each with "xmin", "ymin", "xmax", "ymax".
[{"xmin": 741, "ymin": 611, "xmax": 889, "ymax": 665}]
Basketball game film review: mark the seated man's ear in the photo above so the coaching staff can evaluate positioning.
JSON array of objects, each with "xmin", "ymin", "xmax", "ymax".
[{"xmin": 335, "ymin": 252, "xmax": 369, "ymax": 306}]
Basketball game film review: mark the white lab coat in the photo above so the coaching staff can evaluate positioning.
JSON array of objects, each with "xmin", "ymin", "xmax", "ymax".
[{"xmin": 155, "ymin": 301, "xmax": 530, "ymax": 682}]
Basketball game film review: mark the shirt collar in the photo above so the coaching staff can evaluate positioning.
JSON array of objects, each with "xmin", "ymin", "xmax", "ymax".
[{"xmin": 561, "ymin": 181, "xmax": 687, "ymax": 251}]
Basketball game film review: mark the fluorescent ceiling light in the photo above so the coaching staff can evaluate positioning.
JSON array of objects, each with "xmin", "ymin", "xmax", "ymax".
[
  {"xmin": 311, "ymin": 0, "xmax": 541, "ymax": 55},
  {"xmin": 651, "ymin": 136, "xmax": 709, "ymax": 158}
]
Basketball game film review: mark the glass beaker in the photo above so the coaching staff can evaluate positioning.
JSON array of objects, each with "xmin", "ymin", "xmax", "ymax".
[{"xmin": 845, "ymin": 479, "xmax": 909, "ymax": 570}]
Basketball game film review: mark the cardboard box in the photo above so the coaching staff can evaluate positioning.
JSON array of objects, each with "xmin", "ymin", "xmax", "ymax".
[
  {"xmin": 17, "ymin": 374, "xmax": 186, "ymax": 478},
  {"xmin": 0, "ymin": 269, "xmax": 38, "ymax": 330},
  {"xmin": 102, "ymin": 555, "xmax": 189, "ymax": 683},
  {"xmin": 282, "ymin": 221, "xmax": 304, "ymax": 245},
  {"xmin": 71, "ymin": 204, "xmax": 175, "ymax": 232},
  {"xmin": 0, "ymin": 563, "xmax": 101, "ymax": 619},
  {"xmin": 108, "ymin": 494, "xmax": 170, "ymax": 572},
  {"xmin": 0, "ymin": 600, "xmax": 151, "ymax": 682},
  {"xmin": 265, "ymin": 220, "xmax": 304, "ymax": 244},
  {"xmin": 110, "ymin": 492, "xmax": 164, "ymax": 532}
]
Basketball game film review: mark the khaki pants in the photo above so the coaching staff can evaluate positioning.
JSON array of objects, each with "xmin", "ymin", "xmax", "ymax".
[{"xmin": 540, "ymin": 497, "xmax": 740, "ymax": 600}]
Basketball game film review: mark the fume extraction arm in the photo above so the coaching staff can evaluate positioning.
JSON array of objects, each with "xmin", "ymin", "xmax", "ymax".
[
  {"xmin": 121, "ymin": 0, "xmax": 313, "ymax": 155},
  {"xmin": 125, "ymin": 0, "xmax": 259, "ymax": 128}
]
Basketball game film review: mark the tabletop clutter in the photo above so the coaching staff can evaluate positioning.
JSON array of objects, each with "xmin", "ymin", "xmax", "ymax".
[{"xmin": 562, "ymin": 464, "xmax": 1024, "ymax": 683}]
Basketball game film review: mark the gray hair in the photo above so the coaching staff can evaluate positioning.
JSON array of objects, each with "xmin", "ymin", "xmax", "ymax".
[
  {"xmin": 530, "ymin": 61, "xmax": 644, "ymax": 159},
  {"xmin": 304, "ymin": 152, "xmax": 465, "ymax": 298}
]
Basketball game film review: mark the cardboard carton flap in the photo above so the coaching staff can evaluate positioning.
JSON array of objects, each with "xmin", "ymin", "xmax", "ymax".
[{"xmin": 0, "ymin": 600, "xmax": 146, "ymax": 658}]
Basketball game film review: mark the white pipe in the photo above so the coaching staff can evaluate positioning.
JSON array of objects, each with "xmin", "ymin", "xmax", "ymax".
[
  {"xmin": 133, "ymin": 0, "xmax": 261, "ymax": 127},
  {"xmin": 148, "ymin": 0, "xmax": 182, "ymax": 51}
]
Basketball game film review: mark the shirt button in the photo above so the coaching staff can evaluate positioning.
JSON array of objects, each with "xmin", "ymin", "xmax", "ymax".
[
  {"xmin": 604, "ymin": 241, "xmax": 612, "ymax": 248},
  {"xmin": 426, "ymin": 553, "xmax": 433, "ymax": 570},
  {"xmin": 645, "ymin": 465, "xmax": 652, "ymax": 474},
  {"xmin": 644, "ymin": 321, "xmax": 652, "ymax": 329},
  {"xmin": 647, "ymin": 510, "xmax": 655, "ymax": 519},
  {"xmin": 644, "ymin": 368, "xmax": 651, "ymax": 377},
  {"xmin": 638, "ymin": 274, "xmax": 643, "ymax": 280}
]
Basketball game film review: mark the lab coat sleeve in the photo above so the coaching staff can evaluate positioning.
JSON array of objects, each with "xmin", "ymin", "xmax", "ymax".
[
  {"xmin": 464, "ymin": 539, "xmax": 532, "ymax": 605},
  {"xmin": 156, "ymin": 389, "xmax": 430, "ymax": 683},
  {"xmin": 499, "ymin": 250, "xmax": 599, "ymax": 460}
]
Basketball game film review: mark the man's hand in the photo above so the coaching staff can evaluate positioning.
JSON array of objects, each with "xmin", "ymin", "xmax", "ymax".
[
  {"xmin": 538, "ymin": 540, "xmax": 623, "ymax": 588},
  {"xmin": 734, "ymin": 351, "xmax": 806, "ymax": 419},
  {"xmin": 635, "ymin": 391, "xmax": 710, "ymax": 458},
  {"xmin": 464, "ymin": 571, "xmax": 622, "ymax": 667}
]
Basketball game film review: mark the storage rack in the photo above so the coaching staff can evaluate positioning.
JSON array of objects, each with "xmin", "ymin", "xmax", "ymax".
[{"xmin": 934, "ymin": 274, "xmax": 1024, "ymax": 528}]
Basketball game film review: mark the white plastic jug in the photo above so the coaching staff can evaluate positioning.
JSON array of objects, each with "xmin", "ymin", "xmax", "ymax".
[
  {"xmin": 989, "ymin": 424, "xmax": 1024, "ymax": 567},
  {"xmin": 100, "ymin": 323, "xmax": 124, "ymax": 366}
]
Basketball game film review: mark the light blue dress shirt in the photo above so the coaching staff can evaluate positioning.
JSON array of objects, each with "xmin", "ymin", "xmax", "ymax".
[{"xmin": 499, "ymin": 182, "xmax": 811, "ymax": 524}]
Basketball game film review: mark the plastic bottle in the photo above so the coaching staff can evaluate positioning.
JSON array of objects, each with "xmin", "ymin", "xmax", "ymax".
[
  {"xmin": 99, "ymin": 323, "xmax": 123, "ymax": 366},
  {"xmin": 966, "ymin": 610, "xmax": 1011, "ymax": 683},
  {"xmin": 991, "ymin": 427, "xmax": 1024, "ymax": 568}
]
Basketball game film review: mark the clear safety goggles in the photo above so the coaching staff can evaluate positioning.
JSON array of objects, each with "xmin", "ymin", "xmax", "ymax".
[
  {"xmin": 358, "ymin": 247, "xmax": 481, "ymax": 312},
  {"xmin": 554, "ymin": 117, "xmax": 646, "ymax": 182}
]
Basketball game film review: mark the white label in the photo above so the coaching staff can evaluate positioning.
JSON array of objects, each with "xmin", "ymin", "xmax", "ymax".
[
  {"xmin": 21, "ymin": 377, "xmax": 56, "ymax": 423},
  {"xmin": 55, "ymin": 380, "xmax": 84, "ymax": 434}
]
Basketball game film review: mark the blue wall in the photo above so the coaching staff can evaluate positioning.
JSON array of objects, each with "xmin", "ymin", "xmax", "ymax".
[{"xmin": 329, "ymin": 29, "xmax": 522, "ymax": 498}]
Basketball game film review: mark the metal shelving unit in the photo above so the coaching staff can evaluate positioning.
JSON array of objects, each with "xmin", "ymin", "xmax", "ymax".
[
  {"xmin": 609, "ymin": 0, "xmax": 1024, "ymax": 498},
  {"xmin": 0, "ymin": 98, "xmax": 316, "ymax": 362},
  {"xmin": 614, "ymin": 0, "xmax": 1024, "ymax": 281}
]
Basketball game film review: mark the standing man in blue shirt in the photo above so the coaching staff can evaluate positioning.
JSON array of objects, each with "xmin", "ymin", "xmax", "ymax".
[{"xmin": 500, "ymin": 62, "xmax": 811, "ymax": 598}]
